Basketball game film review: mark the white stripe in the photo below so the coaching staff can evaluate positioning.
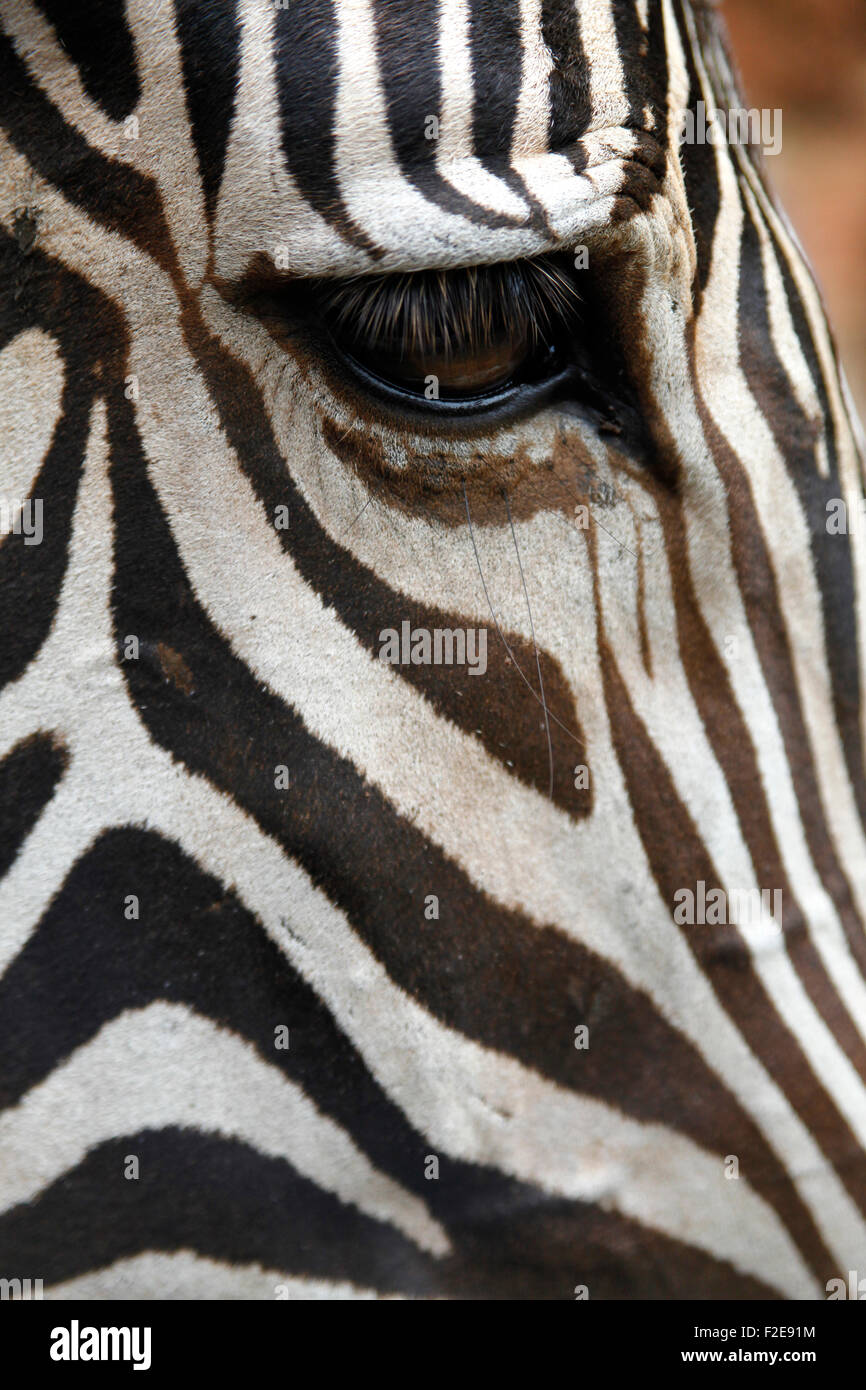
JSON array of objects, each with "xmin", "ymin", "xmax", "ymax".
[
  {"xmin": 47, "ymin": 1253, "xmax": 405, "ymax": 1300},
  {"xmin": 435, "ymin": 0, "xmax": 530, "ymax": 218},
  {"xmin": 575, "ymin": 0, "xmax": 631, "ymax": 129},
  {"xmin": 740, "ymin": 181, "xmax": 829, "ymax": 477},
  {"xmin": 0, "ymin": 1003, "xmax": 449, "ymax": 1257},
  {"xmin": 122, "ymin": 0, "xmax": 208, "ymax": 288},
  {"xmin": 512, "ymin": 0, "xmax": 553, "ymax": 159},
  {"xmin": 686, "ymin": 33, "xmax": 866, "ymax": 1071},
  {"xmin": 0, "ymin": 328, "xmax": 64, "ymax": 510},
  {"xmin": 214, "ymin": 0, "xmax": 355, "ymax": 282}
]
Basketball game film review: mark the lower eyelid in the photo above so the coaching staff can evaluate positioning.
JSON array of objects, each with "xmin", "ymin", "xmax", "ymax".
[{"xmin": 331, "ymin": 341, "xmax": 578, "ymax": 429}]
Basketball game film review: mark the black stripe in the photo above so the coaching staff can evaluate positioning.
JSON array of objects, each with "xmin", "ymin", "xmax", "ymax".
[
  {"xmin": 770, "ymin": 230, "xmax": 841, "ymax": 483},
  {"xmin": 174, "ymin": 0, "xmax": 242, "ymax": 222},
  {"xmin": 466, "ymin": 0, "xmax": 554, "ymax": 237},
  {"xmin": 272, "ymin": 0, "xmax": 382, "ymax": 261},
  {"xmin": 370, "ymin": 0, "xmax": 531, "ymax": 234},
  {"xmin": 541, "ymin": 0, "xmax": 592, "ymax": 153},
  {"xmin": 673, "ymin": 0, "xmax": 721, "ymax": 313},
  {"xmin": 0, "ymin": 31, "xmax": 176, "ymax": 276},
  {"xmin": 642, "ymin": 0, "xmax": 673, "ymax": 133},
  {"xmin": 757, "ymin": 216, "xmax": 866, "ymax": 833},
  {"xmin": 0, "ymin": 1129, "xmax": 436, "ymax": 1295},
  {"xmin": 0, "ymin": 823, "xmax": 573, "ymax": 1247},
  {"xmin": 610, "ymin": 0, "xmax": 654, "ymax": 133},
  {"xmin": 468, "ymin": 0, "xmax": 522, "ymax": 160},
  {"xmin": 0, "ymin": 231, "xmax": 119, "ymax": 689},
  {"xmin": 0, "ymin": 734, "xmax": 67, "ymax": 879},
  {"xmin": 0, "ymin": 1128, "xmax": 780, "ymax": 1299},
  {"xmin": 33, "ymin": 0, "xmax": 140, "ymax": 122},
  {"xmin": 736, "ymin": 196, "xmax": 866, "ymax": 981}
]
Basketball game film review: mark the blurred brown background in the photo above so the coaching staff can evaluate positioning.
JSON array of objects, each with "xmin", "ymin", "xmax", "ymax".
[{"xmin": 723, "ymin": 0, "xmax": 866, "ymax": 422}]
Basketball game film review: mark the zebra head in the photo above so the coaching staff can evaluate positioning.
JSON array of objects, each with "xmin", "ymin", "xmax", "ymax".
[{"xmin": 1, "ymin": 0, "xmax": 866, "ymax": 1301}]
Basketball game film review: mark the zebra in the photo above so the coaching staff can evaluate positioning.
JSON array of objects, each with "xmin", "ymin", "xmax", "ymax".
[{"xmin": 1, "ymin": 0, "xmax": 865, "ymax": 1302}]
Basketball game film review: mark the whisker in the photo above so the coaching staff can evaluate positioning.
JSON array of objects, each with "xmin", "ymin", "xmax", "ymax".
[
  {"xmin": 552, "ymin": 471, "xmax": 640, "ymax": 560},
  {"xmin": 339, "ymin": 495, "xmax": 373, "ymax": 539},
  {"xmin": 463, "ymin": 480, "xmax": 583, "ymax": 754},
  {"xmin": 503, "ymin": 490, "xmax": 554, "ymax": 801},
  {"xmin": 592, "ymin": 513, "xmax": 639, "ymax": 560}
]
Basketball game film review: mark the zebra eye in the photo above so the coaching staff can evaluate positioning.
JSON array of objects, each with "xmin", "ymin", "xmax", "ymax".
[{"xmin": 316, "ymin": 256, "xmax": 580, "ymax": 407}]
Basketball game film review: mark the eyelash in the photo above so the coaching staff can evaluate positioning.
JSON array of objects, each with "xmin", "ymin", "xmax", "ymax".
[{"xmin": 315, "ymin": 254, "xmax": 581, "ymax": 361}]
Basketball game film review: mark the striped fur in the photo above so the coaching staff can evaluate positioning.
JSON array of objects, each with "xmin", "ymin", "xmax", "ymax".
[{"xmin": 1, "ymin": 0, "xmax": 866, "ymax": 1299}]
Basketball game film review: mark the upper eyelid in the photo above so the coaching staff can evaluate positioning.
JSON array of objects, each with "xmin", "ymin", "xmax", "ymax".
[{"xmin": 313, "ymin": 255, "xmax": 582, "ymax": 357}]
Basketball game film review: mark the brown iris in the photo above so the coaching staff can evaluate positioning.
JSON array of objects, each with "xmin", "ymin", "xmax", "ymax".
[{"xmin": 319, "ymin": 257, "xmax": 579, "ymax": 401}]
